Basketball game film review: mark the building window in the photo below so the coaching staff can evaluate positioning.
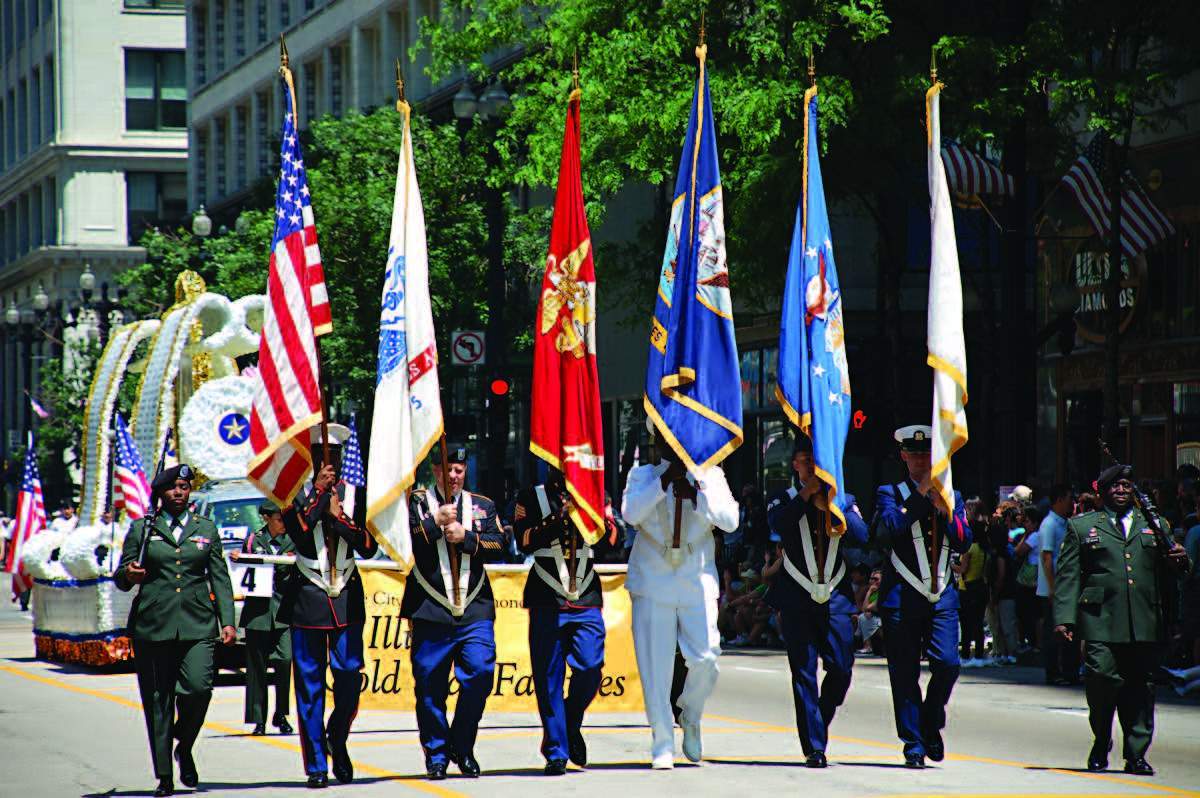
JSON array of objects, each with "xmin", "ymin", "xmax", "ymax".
[
  {"xmin": 30, "ymin": 0, "xmax": 38, "ymax": 30},
  {"xmin": 233, "ymin": 0, "xmax": 245, "ymax": 58},
  {"xmin": 125, "ymin": 50, "xmax": 186, "ymax": 130},
  {"xmin": 44, "ymin": 177, "xmax": 56, "ymax": 245},
  {"xmin": 303, "ymin": 61, "xmax": 317, "ymax": 125},
  {"xmin": 3, "ymin": 3, "xmax": 12, "ymax": 59},
  {"xmin": 30, "ymin": 185, "xmax": 42, "ymax": 247},
  {"xmin": 215, "ymin": 117, "xmax": 227, "ymax": 196},
  {"xmin": 43, "ymin": 58, "xmax": 53, "ymax": 140},
  {"xmin": 304, "ymin": 0, "xmax": 316, "ymax": 12},
  {"xmin": 127, "ymin": 172, "xmax": 188, "ymax": 243},
  {"xmin": 279, "ymin": 0, "xmax": 290, "ymax": 28},
  {"xmin": 255, "ymin": 89, "xmax": 270, "ymax": 176},
  {"xmin": 196, "ymin": 130, "xmax": 208, "ymax": 203},
  {"xmin": 17, "ymin": 80, "xmax": 27, "ymax": 156},
  {"xmin": 124, "ymin": 1, "xmax": 186, "ymax": 8},
  {"xmin": 15, "ymin": 0, "xmax": 24, "ymax": 42},
  {"xmin": 330, "ymin": 46, "xmax": 343, "ymax": 117},
  {"xmin": 5, "ymin": 91, "xmax": 14, "ymax": 164},
  {"xmin": 255, "ymin": 0, "xmax": 267, "ymax": 45},
  {"xmin": 214, "ymin": 0, "xmax": 226, "ymax": 73},
  {"xmin": 235, "ymin": 105, "xmax": 247, "ymax": 189},
  {"xmin": 30, "ymin": 68, "xmax": 40, "ymax": 145},
  {"xmin": 194, "ymin": 12, "xmax": 207, "ymax": 85}
]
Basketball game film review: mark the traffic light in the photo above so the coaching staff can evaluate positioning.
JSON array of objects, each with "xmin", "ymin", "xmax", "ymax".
[{"xmin": 489, "ymin": 377, "xmax": 510, "ymax": 397}]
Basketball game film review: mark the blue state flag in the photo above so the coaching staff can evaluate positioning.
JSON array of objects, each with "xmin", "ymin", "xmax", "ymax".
[
  {"xmin": 644, "ymin": 46, "xmax": 742, "ymax": 473},
  {"xmin": 776, "ymin": 87, "xmax": 852, "ymax": 530}
]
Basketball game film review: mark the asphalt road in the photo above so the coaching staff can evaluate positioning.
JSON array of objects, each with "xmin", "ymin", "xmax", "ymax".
[{"xmin": 2, "ymin": 602, "xmax": 1197, "ymax": 798}]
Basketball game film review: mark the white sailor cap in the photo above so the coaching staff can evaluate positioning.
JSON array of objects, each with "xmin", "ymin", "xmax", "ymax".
[
  {"xmin": 894, "ymin": 424, "xmax": 933, "ymax": 451},
  {"xmin": 309, "ymin": 423, "xmax": 351, "ymax": 446}
]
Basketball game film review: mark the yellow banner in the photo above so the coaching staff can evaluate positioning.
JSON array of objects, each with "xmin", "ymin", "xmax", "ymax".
[{"xmin": 358, "ymin": 566, "xmax": 643, "ymax": 712}]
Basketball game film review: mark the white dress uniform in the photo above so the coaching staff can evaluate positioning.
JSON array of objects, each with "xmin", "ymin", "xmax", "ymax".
[{"xmin": 621, "ymin": 461, "xmax": 739, "ymax": 767}]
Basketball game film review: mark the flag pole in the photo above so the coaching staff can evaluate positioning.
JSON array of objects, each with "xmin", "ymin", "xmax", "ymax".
[
  {"xmin": 106, "ymin": 429, "xmax": 117, "ymax": 573},
  {"xmin": 929, "ymin": 45, "xmax": 941, "ymax": 596},
  {"xmin": 566, "ymin": 57, "xmax": 580, "ymax": 594},
  {"xmin": 806, "ymin": 44, "xmax": 830, "ymax": 581},
  {"xmin": 280, "ymin": 34, "xmax": 331, "ymax": 467}
]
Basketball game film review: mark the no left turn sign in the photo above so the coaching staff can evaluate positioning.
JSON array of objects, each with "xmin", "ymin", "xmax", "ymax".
[{"xmin": 450, "ymin": 330, "xmax": 485, "ymax": 366}]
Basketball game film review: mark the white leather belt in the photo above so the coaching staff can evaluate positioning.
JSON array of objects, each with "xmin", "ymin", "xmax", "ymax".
[
  {"xmin": 781, "ymin": 511, "xmax": 843, "ymax": 604},
  {"xmin": 533, "ymin": 485, "xmax": 594, "ymax": 601},
  {"xmin": 295, "ymin": 521, "xmax": 356, "ymax": 597},
  {"xmin": 889, "ymin": 482, "xmax": 950, "ymax": 603}
]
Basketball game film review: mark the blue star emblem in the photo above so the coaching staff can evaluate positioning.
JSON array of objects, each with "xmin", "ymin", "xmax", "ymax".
[{"xmin": 218, "ymin": 413, "xmax": 250, "ymax": 445}]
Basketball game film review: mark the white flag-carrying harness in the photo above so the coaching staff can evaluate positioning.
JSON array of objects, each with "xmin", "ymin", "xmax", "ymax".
[
  {"xmin": 925, "ymin": 83, "xmax": 969, "ymax": 517},
  {"xmin": 408, "ymin": 492, "xmax": 484, "ymax": 617},
  {"xmin": 530, "ymin": 484, "xmax": 593, "ymax": 602},
  {"xmin": 294, "ymin": 520, "xmax": 356, "ymax": 597},
  {"xmin": 887, "ymin": 482, "xmax": 951, "ymax": 603},
  {"xmin": 365, "ymin": 100, "xmax": 444, "ymax": 566},
  {"xmin": 779, "ymin": 487, "xmax": 843, "ymax": 604}
]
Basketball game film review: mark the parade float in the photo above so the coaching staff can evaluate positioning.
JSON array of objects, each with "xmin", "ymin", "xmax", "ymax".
[{"xmin": 24, "ymin": 271, "xmax": 265, "ymax": 665}]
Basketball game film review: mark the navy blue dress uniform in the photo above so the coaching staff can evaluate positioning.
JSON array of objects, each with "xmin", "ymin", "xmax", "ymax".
[
  {"xmin": 404, "ymin": 446, "xmax": 505, "ymax": 780},
  {"xmin": 765, "ymin": 440, "xmax": 868, "ymax": 768},
  {"xmin": 277, "ymin": 475, "xmax": 376, "ymax": 788},
  {"xmin": 114, "ymin": 464, "xmax": 235, "ymax": 797},
  {"xmin": 870, "ymin": 425, "xmax": 970, "ymax": 768},
  {"xmin": 514, "ymin": 474, "xmax": 612, "ymax": 775},
  {"xmin": 238, "ymin": 502, "xmax": 295, "ymax": 735}
]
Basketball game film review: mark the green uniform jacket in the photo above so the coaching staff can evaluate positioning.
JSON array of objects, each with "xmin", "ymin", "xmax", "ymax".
[
  {"xmin": 238, "ymin": 526, "xmax": 295, "ymax": 632},
  {"xmin": 115, "ymin": 512, "xmax": 236, "ymax": 641},
  {"xmin": 1053, "ymin": 508, "xmax": 1172, "ymax": 643}
]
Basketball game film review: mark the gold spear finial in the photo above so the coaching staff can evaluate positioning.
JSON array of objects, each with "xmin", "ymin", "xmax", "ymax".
[
  {"xmin": 279, "ymin": 34, "xmax": 290, "ymax": 72},
  {"xmin": 395, "ymin": 58, "xmax": 405, "ymax": 102},
  {"xmin": 696, "ymin": 9, "xmax": 707, "ymax": 61},
  {"xmin": 569, "ymin": 48, "xmax": 581, "ymax": 102},
  {"xmin": 699, "ymin": 10, "xmax": 706, "ymax": 47},
  {"xmin": 930, "ymin": 46, "xmax": 938, "ymax": 83},
  {"xmin": 807, "ymin": 42, "xmax": 816, "ymax": 87}
]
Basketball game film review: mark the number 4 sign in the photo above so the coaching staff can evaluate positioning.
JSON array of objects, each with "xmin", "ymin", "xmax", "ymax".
[{"xmin": 228, "ymin": 559, "xmax": 275, "ymax": 598}]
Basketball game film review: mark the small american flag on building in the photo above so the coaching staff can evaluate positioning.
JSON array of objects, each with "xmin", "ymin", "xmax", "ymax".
[
  {"xmin": 247, "ymin": 76, "xmax": 327, "ymax": 507},
  {"xmin": 1061, "ymin": 132, "xmax": 1175, "ymax": 259},
  {"xmin": 113, "ymin": 413, "xmax": 152, "ymax": 520},
  {"xmin": 941, "ymin": 140, "xmax": 1014, "ymax": 198},
  {"xmin": 3, "ymin": 434, "xmax": 46, "ymax": 596}
]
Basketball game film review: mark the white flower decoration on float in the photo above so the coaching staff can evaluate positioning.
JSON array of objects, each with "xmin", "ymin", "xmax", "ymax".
[
  {"xmin": 78, "ymin": 320, "xmax": 161, "ymax": 526},
  {"xmin": 179, "ymin": 370, "xmax": 259, "ymax": 480},
  {"xmin": 59, "ymin": 522, "xmax": 130, "ymax": 580},
  {"xmin": 21, "ymin": 528, "xmax": 70, "ymax": 582}
]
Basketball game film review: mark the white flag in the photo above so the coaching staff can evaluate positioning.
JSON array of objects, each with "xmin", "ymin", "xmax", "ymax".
[
  {"xmin": 925, "ymin": 83, "xmax": 968, "ymax": 516},
  {"xmin": 366, "ymin": 102, "xmax": 444, "ymax": 565}
]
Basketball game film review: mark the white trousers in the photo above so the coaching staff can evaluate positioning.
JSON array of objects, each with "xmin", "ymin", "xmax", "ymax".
[{"xmin": 631, "ymin": 596, "xmax": 721, "ymax": 759}]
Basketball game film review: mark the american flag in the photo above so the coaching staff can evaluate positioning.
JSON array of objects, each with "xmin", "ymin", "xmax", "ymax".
[
  {"xmin": 1061, "ymin": 132, "xmax": 1175, "ymax": 259},
  {"xmin": 246, "ymin": 78, "xmax": 327, "ymax": 507},
  {"xmin": 941, "ymin": 140, "xmax": 1014, "ymax": 198},
  {"xmin": 113, "ymin": 413, "xmax": 151, "ymax": 519},
  {"xmin": 3, "ymin": 435, "xmax": 46, "ymax": 596},
  {"xmin": 340, "ymin": 416, "xmax": 365, "ymax": 519},
  {"xmin": 26, "ymin": 392, "xmax": 51, "ymax": 420}
]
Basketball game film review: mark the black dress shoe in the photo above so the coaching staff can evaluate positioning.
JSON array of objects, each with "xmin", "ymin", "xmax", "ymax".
[
  {"xmin": 805, "ymin": 751, "xmax": 828, "ymax": 769},
  {"xmin": 924, "ymin": 730, "xmax": 945, "ymax": 762},
  {"xmin": 275, "ymin": 717, "xmax": 295, "ymax": 735},
  {"xmin": 1124, "ymin": 758, "xmax": 1155, "ymax": 776},
  {"xmin": 174, "ymin": 747, "xmax": 198, "ymax": 788},
  {"xmin": 329, "ymin": 737, "xmax": 354, "ymax": 784},
  {"xmin": 568, "ymin": 728, "xmax": 588, "ymax": 767},
  {"xmin": 306, "ymin": 773, "xmax": 328, "ymax": 788},
  {"xmin": 252, "ymin": 723, "xmax": 267, "ymax": 736},
  {"xmin": 544, "ymin": 758, "xmax": 568, "ymax": 776},
  {"xmin": 456, "ymin": 753, "xmax": 481, "ymax": 778},
  {"xmin": 154, "ymin": 778, "xmax": 174, "ymax": 797},
  {"xmin": 1087, "ymin": 739, "xmax": 1112, "ymax": 772},
  {"xmin": 904, "ymin": 752, "xmax": 926, "ymax": 769},
  {"xmin": 426, "ymin": 762, "xmax": 447, "ymax": 780}
]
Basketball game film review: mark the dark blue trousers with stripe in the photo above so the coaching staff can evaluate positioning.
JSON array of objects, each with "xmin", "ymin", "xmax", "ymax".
[
  {"xmin": 291, "ymin": 624, "xmax": 364, "ymax": 776},
  {"xmin": 411, "ymin": 619, "xmax": 497, "ymax": 767},
  {"xmin": 529, "ymin": 607, "xmax": 606, "ymax": 762}
]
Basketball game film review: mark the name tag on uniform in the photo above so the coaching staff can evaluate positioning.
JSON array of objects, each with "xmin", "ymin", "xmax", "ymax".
[
  {"xmin": 227, "ymin": 559, "xmax": 275, "ymax": 598},
  {"xmin": 1085, "ymin": 529, "xmax": 1102, "ymax": 546},
  {"xmin": 193, "ymin": 536, "xmax": 212, "ymax": 550}
]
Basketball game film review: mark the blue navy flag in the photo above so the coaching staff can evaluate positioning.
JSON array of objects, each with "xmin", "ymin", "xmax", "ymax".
[
  {"xmin": 776, "ymin": 87, "xmax": 851, "ymax": 531},
  {"xmin": 644, "ymin": 44, "xmax": 742, "ymax": 473},
  {"xmin": 342, "ymin": 416, "xmax": 365, "ymax": 488}
]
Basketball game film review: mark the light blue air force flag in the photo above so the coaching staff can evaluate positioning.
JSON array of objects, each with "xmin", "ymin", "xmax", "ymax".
[
  {"xmin": 644, "ymin": 45, "xmax": 743, "ymax": 474},
  {"xmin": 775, "ymin": 87, "xmax": 851, "ymax": 530}
]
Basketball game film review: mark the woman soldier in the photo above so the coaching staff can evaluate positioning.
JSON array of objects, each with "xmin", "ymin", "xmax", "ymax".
[{"xmin": 115, "ymin": 464, "xmax": 235, "ymax": 796}]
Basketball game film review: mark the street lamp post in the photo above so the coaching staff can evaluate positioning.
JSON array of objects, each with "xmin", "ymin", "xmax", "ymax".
[
  {"xmin": 77, "ymin": 265, "xmax": 126, "ymax": 347},
  {"xmin": 454, "ymin": 79, "xmax": 511, "ymax": 500}
]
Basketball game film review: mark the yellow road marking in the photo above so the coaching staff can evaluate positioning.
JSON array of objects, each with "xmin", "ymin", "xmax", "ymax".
[{"xmin": 0, "ymin": 663, "xmax": 467, "ymax": 798}]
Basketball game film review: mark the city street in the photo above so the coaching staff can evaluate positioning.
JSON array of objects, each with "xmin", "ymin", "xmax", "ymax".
[{"xmin": 1, "ymin": 603, "xmax": 1197, "ymax": 798}]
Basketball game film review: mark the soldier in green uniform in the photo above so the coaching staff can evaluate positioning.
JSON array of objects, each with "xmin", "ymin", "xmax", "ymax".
[
  {"xmin": 115, "ymin": 464, "xmax": 236, "ymax": 797},
  {"xmin": 1053, "ymin": 463, "xmax": 1190, "ymax": 776},
  {"xmin": 233, "ymin": 502, "xmax": 295, "ymax": 736}
]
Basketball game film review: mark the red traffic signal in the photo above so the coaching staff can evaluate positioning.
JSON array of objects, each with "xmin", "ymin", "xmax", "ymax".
[
  {"xmin": 489, "ymin": 378, "xmax": 510, "ymax": 397},
  {"xmin": 852, "ymin": 410, "xmax": 867, "ymax": 430}
]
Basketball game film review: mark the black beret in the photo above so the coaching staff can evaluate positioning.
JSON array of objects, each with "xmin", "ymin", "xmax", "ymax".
[
  {"xmin": 1097, "ymin": 463, "xmax": 1133, "ymax": 491},
  {"xmin": 152, "ymin": 464, "xmax": 194, "ymax": 493},
  {"xmin": 431, "ymin": 445, "xmax": 468, "ymax": 465}
]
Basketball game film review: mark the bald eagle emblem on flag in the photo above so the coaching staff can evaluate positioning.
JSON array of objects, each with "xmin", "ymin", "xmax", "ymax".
[
  {"xmin": 540, "ymin": 240, "xmax": 594, "ymax": 358},
  {"xmin": 378, "ymin": 249, "xmax": 407, "ymax": 383}
]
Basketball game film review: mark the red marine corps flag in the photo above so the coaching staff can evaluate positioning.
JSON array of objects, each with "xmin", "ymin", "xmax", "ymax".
[{"xmin": 529, "ymin": 82, "xmax": 605, "ymax": 544}]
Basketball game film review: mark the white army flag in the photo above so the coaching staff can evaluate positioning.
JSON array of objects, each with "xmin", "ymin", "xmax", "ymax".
[
  {"xmin": 925, "ymin": 83, "xmax": 968, "ymax": 516},
  {"xmin": 366, "ymin": 100, "xmax": 444, "ymax": 565}
]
